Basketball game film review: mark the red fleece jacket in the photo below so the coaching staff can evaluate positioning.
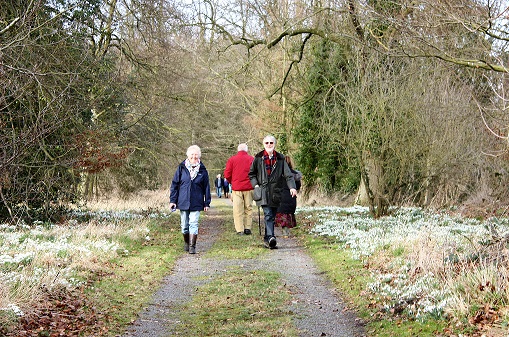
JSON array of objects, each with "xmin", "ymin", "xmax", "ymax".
[{"xmin": 224, "ymin": 151, "xmax": 254, "ymax": 191}]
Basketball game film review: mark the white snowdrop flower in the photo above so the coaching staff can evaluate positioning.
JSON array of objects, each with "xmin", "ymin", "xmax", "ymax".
[
  {"xmin": 91, "ymin": 240, "xmax": 119, "ymax": 252},
  {"xmin": 0, "ymin": 252, "xmax": 34, "ymax": 264},
  {"xmin": 300, "ymin": 205, "xmax": 509, "ymax": 320},
  {"xmin": 1, "ymin": 303, "xmax": 24, "ymax": 316}
]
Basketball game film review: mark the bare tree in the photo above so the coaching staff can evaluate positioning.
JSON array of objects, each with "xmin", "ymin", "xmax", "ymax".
[
  {"xmin": 0, "ymin": 0, "xmax": 102, "ymax": 220},
  {"xmin": 181, "ymin": 0, "xmax": 509, "ymax": 213}
]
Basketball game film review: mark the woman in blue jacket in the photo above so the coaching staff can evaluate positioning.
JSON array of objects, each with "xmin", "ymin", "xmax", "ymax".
[{"xmin": 169, "ymin": 145, "xmax": 211, "ymax": 254}]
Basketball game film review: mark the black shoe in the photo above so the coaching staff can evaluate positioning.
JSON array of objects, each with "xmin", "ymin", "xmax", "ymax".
[
  {"xmin": 244, "ymin": 229, "xmax": 252, "ymax": 235},
  {"xmin": 268, "ymin": 236, "xmax": 277, "ymax": 249}
]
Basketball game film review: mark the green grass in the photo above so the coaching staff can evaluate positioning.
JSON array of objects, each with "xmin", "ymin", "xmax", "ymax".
[
  {"xmin": 206, "ymin": 228, "xmax": 269, "ymax": 259},
  {"xmin": 205, "ymin": 210, "xmax": 269, "ymax": 260},
  {"xmin": 205, "ymin": 199, "xmax": 269, "ymax": 260},
  {"xmin": 367, "ymin": 320, "xmax": 445, "ymax": 337},
  {"xmin": 89, "ymin": 217, "xmax": 182, "ymax": 336},
  {"xmin": 173, "ymin": 267, "xmax": 297, "ymax": 336}
]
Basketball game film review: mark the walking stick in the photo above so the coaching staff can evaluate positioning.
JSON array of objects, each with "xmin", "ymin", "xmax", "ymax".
[{"xmin": 258, "ymin": 206, "xmax": 262, "ymax": 236}]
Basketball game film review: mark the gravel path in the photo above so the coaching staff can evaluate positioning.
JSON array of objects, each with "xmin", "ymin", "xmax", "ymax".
[{"xmin": 121, "ymin": 199, "xmax": 365, "ymax": 337}]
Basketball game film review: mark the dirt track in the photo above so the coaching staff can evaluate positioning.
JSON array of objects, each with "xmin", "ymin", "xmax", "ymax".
[{"xmin": 121, "ymin": 199, "xmax": 366, "ymax": 337}]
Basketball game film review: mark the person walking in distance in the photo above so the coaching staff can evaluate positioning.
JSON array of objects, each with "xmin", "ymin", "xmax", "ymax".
[
  {"xmin": 223, "ymin": 176, "xmax": 230, "ymax": 199},
  {"xmin": 214, "ymin": 174, "xmax": 223, "ymax": 198},
  {"xmin": 169, "ymin": 145, "xmax": 211, "ymax": 254},
  {"xmin": 224, "ymin": 143, "xmax": 255, "ymax": 235},
  {"xmin": 249, "ymin": 135, "xmax": 297, "ymax": 249}
]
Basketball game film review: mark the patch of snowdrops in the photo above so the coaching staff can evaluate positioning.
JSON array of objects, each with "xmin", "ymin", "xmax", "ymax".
[
  {"xmin": 298, "ymin": 206, "xmax": 509, "ymax": 321},
  {"xmin": 0, "ymin": 209, "xmax": 172, "ymax": 317}
]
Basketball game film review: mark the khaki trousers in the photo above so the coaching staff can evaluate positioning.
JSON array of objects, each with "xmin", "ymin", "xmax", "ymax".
[{"xmin": 232, "ymin": 190, "xmax": 253, "ymax": 232}]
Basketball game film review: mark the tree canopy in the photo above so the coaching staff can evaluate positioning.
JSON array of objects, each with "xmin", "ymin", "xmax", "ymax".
[{"xmin": 2, "ymin": 0, "xmax": 509, "ymax": 221}]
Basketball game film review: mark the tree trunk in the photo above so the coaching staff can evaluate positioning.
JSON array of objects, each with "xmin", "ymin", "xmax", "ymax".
[
  {"xmin": 359, "ymin": 154, "xmax": 389, "ymax": 217},
  {"xmin": 354, "ymin": 175, "xmax": 370, "ymax": 206}
]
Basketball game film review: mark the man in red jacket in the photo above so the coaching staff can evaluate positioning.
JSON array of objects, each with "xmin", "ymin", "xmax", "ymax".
[{"xmin": 224, "ymin": 143, "xmax": 255, "ymax": 235}]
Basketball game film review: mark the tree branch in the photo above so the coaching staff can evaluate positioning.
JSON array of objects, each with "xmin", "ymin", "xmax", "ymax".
[{"xmin": 0, "ymin": 17, "xmax": 19, "ymax": 36}]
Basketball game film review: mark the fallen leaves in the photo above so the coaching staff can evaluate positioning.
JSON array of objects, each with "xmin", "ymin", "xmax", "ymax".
[{"xmin": 0, "ymin": 288, "xmax": 110, "ymax": 337}]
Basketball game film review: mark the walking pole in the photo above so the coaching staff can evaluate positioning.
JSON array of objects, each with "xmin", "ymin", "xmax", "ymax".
[{"xmin": 257, "ymin": 206, "xmax": 261, "ymax": 235}]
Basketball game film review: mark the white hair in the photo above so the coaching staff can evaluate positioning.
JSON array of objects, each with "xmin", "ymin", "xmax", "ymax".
[
  {"xmin": 186, "ymin": 145, "xmax": 201, "ymax": 158},
  {"xmin": 237, "ymin": 143, "xmax": 248, "ymax": 152},
  {"xmin": 263, "ymin": 135, "xmax": 276, "ymax": 145}
]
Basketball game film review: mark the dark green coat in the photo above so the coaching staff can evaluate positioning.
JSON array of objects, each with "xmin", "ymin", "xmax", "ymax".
[{"xmin": 248, "ymin": 151, "xmax": 296, "ymax": 207}]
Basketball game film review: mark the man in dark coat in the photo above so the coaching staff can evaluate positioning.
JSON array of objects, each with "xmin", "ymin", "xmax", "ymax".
[{"xmin": 248, "ymin": 135, "xmax": 297, "ymax": 249}]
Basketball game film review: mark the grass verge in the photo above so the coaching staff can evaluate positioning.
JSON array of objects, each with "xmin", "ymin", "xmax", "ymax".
[
  {"xmin": 89, "ymin": 217, "xmax": 182, "ymax": 336},
  {"xmin": 294, "ymin": 219, "xmax": 449, "ymax": 337}
]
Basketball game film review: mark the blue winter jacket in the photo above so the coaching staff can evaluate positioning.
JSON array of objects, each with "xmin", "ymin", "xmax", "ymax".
[{"xmin": 169, "ymin": 161, "xmax": 211, "ymax": 211}]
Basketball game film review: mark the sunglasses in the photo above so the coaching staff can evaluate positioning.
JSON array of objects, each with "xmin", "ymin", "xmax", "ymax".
[{"xmin": 264, "ymin": 142, "xmax": 274, "ymax": 144}]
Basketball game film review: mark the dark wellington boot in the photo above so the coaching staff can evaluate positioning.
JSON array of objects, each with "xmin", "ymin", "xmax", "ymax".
[
  {"xmin": 183, "ymin": 233, "xmax": 190, "ymax": 252},
  {"xmin": 189, "ymin": 234, "xmax": 197, "ymax": 254}
]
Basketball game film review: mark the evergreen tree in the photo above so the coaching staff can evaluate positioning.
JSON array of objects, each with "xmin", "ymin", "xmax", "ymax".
[{"xmin": 294, "ymin": 39, "xmax": 358, "ymax": 194}]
